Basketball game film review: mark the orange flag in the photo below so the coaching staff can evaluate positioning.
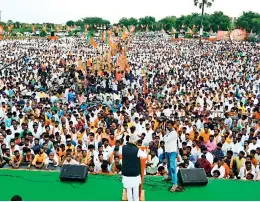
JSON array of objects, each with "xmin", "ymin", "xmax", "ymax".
[
  {"xmin": 67, "ymin": 26, "xmax": 71, "ymax": 32},
  {"xmin": 32, "ymin": 25, "xmax": 36, "ymax": 33},
  {"xmin": 117, "ymin": 50, "xmax": 128, "ymax": 71},
  {"xmin": 90, "ymin": 37, "xmax": 98, "ymax": 49},
  {"xmin": 188, "ymin": 28, "xmax": 193, "ymax": 35},
  {"xmin": 107, "ymin": 52, "xmax": 112, "ymax": 72},
  {"xmin": 130, "ymin": 26, "xmax": 135, "ymax": 33},
  {"xmin": 56, "ymin": 26, "xmax": 60, "ymax": 32},
  {"xmin": 8, "ymin": 26, "xmax": 13, "ymax": 33},
  {"xmin": 108, "ymin": 35, "xmax": 116, "ymax": 50},
  {"xmin": 0, "ymin": 26, "xmax": 4, "ymax": 34}
]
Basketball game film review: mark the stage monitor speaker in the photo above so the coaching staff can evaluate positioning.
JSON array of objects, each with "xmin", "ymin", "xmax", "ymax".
[
  {"xmin": 175, "ymin": 33, "xmax": 179, "ymax": 38},
  {"xmin": 60, "ymin": 165, "xmax": 88, "ymax": 182},
  {"xmin": 51, "ymin": 31, "xmax": 55, "ymax": 36},
  {"xmin": 178, "ymin": 168, "xmax": 208, "ymax": 186}
]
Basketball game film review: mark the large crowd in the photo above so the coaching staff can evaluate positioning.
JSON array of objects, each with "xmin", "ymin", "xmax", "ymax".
[{"xmin": 0, "ymin": 32, "xmax": 259, "ymax": 181}]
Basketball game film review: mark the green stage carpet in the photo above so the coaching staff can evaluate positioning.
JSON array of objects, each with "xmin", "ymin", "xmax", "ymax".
[{"xmin": 0, "ymin": 169, "xmax": 259, "ymax": 201}]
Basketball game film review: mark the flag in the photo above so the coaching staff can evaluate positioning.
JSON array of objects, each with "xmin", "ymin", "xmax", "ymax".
[
  {"xmin": 32, "ymin": 25, "xmax": 36, "ymax": 33},
  {"xmin": 210, "ymin": 28, "xmax": 213, "ymax": 35},
  {"xmin": 117, "ymin": 50, "xmax": 128, "ymax": 70},
  {"xmin": 108, "ymin": 35, "xmax": 116, "ymax": 50},
  {"xmin": 123, "ymin": 26, "xmax": 129, "ymax": 33},
  {"xmin": 100, "ymin": 31, "xmax": 106, "ymax": 41},
  {"xmin": 8, "ymin": 26, "xmax": 13, "ymax": 33},
  {"xmin": 130, "ymin": 26, "xmax": 135, "ymax": 33},
  {"xmin": 172, "ymin": 27, "xmax": 177, "ymax": 33},
  {"xmin": 0, "ymin": 26, "xmax": 4, "ymax": 35},
  {"xmin": 146, "ymin": 25, "xmax": 149, "ymax": 32},
  {"xmin": 90, "ymin": 37, "xmax": 98, "ymax": 48},
  {"xmin": 86, "ymin": 31, "xmax": 91, "ymax": 43},
  {"xmin": 105, "ymin": 31, "xmax": 109, "ymax": 44},
  {"xmin": 56, "ymin": 26, "xmax": 60, "ymax": 32},
  {"xmin": 107, "ymin": 51, "xmax": 112, "ymax": 72},
  {"xmin": 188, "ymin": 27, "xmax": 193, "ymax": 35},
  {"xmin": 42, "ymin": 26, "xmax": 47, "ymax": 32},
  {"xmin": 67, "ymin": 26, "xmax": 71, "ymax": 32}
]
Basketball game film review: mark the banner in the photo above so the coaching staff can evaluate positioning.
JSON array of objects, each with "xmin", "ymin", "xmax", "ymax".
[
  {"xmin": 217, "ymin": 31, "xmax": 230, "ymax": 40},
  {"xmin": 230, "ymin": 29, "xmax": 247, "ymax": 41}
]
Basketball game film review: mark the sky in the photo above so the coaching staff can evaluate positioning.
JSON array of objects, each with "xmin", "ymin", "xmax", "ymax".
[{"xmin": 1, "ymin": 0, "xmax": 259, "ymax": 24}]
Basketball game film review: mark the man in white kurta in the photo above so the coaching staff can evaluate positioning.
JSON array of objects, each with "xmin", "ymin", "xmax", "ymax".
[{"xmin": 122, "ymin": 135, "xmax": 147, "ymax": 201}]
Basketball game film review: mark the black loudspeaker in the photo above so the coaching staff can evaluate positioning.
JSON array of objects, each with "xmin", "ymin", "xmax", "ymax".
[
  {"xmin": 178, "ymin": 168, "xmax": 208, "ymax": 186},
  {"xmin": 175, "ymin": 33, "xmax": 179, "ymax": 38},
  {"xmin": 60, "ymin": 165, "xmax": 88, "ymax": 182},
  {"xmin": 51, "ymin": 31, "xmax": 55, "ymax": 36}
]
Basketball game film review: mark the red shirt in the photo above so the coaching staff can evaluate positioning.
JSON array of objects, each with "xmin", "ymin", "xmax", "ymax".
[{"xmin": 196, "ymin": 158, "xmax": 212, "ymax": 173}]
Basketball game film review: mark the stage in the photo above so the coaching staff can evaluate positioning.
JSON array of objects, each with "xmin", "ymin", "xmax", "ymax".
[{"xmin": 0, "ymin": 169, "xmax": 259, "ymax": 201}]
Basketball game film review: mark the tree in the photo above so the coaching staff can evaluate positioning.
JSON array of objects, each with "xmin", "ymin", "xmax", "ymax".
[
  {"xmin": 119, "ymin": 17, "xmax": 138, "ymax": 27},
  {"xmin": 66, "ymin": 20, "xmax": 75, "ymax": 26},
  {"xmin": 209, "ymin": 12, "xmax": 231, "ymax": 31},
  {"xmin": 40, "ymin": 30, "xmax": 47, "ymax": 37},
  {"xmin": 159, "ymin": 16, "xmax": 177, "ymax": 31},
  {"xmin": 138, "ymin": 16, "xmax": 156, "ymax": 26},
  {"xmin": 194, "ymin": 0, "xmax": 214, "ymax": 35},
  {"xmin": 236, "ymin": 12, "xmax": 260, "ymax": 33},
  {"xmin": 7, "ymin": 20, "xmax": 13, "ymax": 26}
]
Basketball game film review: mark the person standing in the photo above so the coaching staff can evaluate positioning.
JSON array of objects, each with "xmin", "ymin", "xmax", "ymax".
[
  {"xmin": 162, "ymin": 120, "xmax": 183, "ymax": 192},
  {"xmin": 122, "ymin": 134, "xmax": 147, "ymax": 201}
]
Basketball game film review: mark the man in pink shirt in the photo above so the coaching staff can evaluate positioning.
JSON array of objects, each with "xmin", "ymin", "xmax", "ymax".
[
  {"xmin": 78, "ymin": 92, "xmax": 86, "ymax": 104},
  {"xmin": 206, "ymin": 135, "xmax": 217, "ymax": 152}
]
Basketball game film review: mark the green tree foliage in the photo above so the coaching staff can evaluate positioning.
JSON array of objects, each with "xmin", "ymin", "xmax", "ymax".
[
  {"xmin": 236, "ymin": 12, "xmax": 260, "ymax": 33},
  {"xmin": 40, "ymin": 30, "xmax": 47, "ymax": 37},
  {"xmin": 138, "ymin": 16, "xmax": 156, "ymax": 26},
  {"xmin": 2, "ymin": 11, "xmax": 259, "ymax": 35},
  {"xmin": 159, "ymin": 16, "xmax": 177, "ymax": 31},
  {"xmin": 119, "ymin": 17, "xmax": 138, "ymax": 27},
  {"xmin": 194, "ymin": 0, "xmax": 214, "ymax": 30},
  {"xmin": 209, "ymin": 12, "xmax": 231, "ymax": 31},
  {"xmin": 66, "ymin": 20, "xmax": 75, "ymax": 26}
]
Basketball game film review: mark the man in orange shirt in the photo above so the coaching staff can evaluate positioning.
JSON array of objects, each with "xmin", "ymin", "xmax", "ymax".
[
  {"xmin": 32, "ymin": 148, "xmax": 47, "ymax": 169},
  {"xmin": 199, "ymin": 126, "xmax": 211, "ymax": 143},
  {"xmin": 9, "ymin": 150, "xmax": 22, "ymax": 169}
]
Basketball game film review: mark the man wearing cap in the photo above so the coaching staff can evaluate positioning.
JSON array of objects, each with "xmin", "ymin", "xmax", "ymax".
[{"xmin": 122, "ymin": 134, "xmax": 147, "ymax": 201}]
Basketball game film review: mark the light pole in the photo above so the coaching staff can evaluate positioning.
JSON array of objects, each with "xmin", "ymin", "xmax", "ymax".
[{"xmin": 96, "ymin": 25, "xmax": 107, "ymax": 71}]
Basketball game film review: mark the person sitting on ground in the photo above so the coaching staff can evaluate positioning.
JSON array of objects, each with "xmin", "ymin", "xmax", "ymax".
[
  {"xmin": 62, "ymin": 153, "xmax": 79, "ymax": 165},
  {"xmin": 9, "ymin": 150, "xmax": 22, "ymax": 169}
]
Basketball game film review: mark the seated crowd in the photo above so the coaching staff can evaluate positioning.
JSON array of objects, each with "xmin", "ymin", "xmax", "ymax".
[{"xmin": 0, "ymin": 36, "xmax": 259, "ymax": 182}]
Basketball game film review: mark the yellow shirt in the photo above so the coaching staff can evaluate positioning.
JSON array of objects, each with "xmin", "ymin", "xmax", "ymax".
[
  {"xmin": 235, "ymin": 157, "xmax": 246, "ymax": 171},
  {"xmin": 32, "ymin": 154, "xmax": 46, "ymax": 165}
]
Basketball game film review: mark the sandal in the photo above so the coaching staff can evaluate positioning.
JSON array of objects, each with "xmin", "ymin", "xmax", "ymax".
[{"xmin": 170, "ymin": 185, "xmax": 178, "ymax": 192}]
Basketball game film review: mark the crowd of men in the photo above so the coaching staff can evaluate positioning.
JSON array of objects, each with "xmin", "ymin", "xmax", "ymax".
[{"xmin": 0, "ymin": 31, "xmax": 259, "ymax": 181}]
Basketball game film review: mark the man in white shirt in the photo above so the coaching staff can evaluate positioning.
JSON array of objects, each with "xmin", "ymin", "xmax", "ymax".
[
  {"xmin": 249, "ymin": 137, "xmax": 260, "ymax": 153},
  {"xmin": 238, "ymin": 161, "xmax": 256, "ymax": 180},
  {"xmin": 62, "ymin": 154, "xmax": 79, "ymax": 165},
  {"xmin": 146, "ymin": 150, "xmax": 159, "ymax": 175},
  {"xmin": 122, "ymin": 134, "xmax": 147, "ymax": 201},
  {"xmin": 44, "ymin": 152, "xmax": 59, "ymax": 169},
  {"xmin": 211, "ymin": 159, "xmax": 225, "ymax": 179},
  {"xmin": 199, "ymin": 146, "xmax": 214, "ymax": 164},
  {"xmin": 162, "ymin": 120, "xmax": 183, "ymax": 192}
]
